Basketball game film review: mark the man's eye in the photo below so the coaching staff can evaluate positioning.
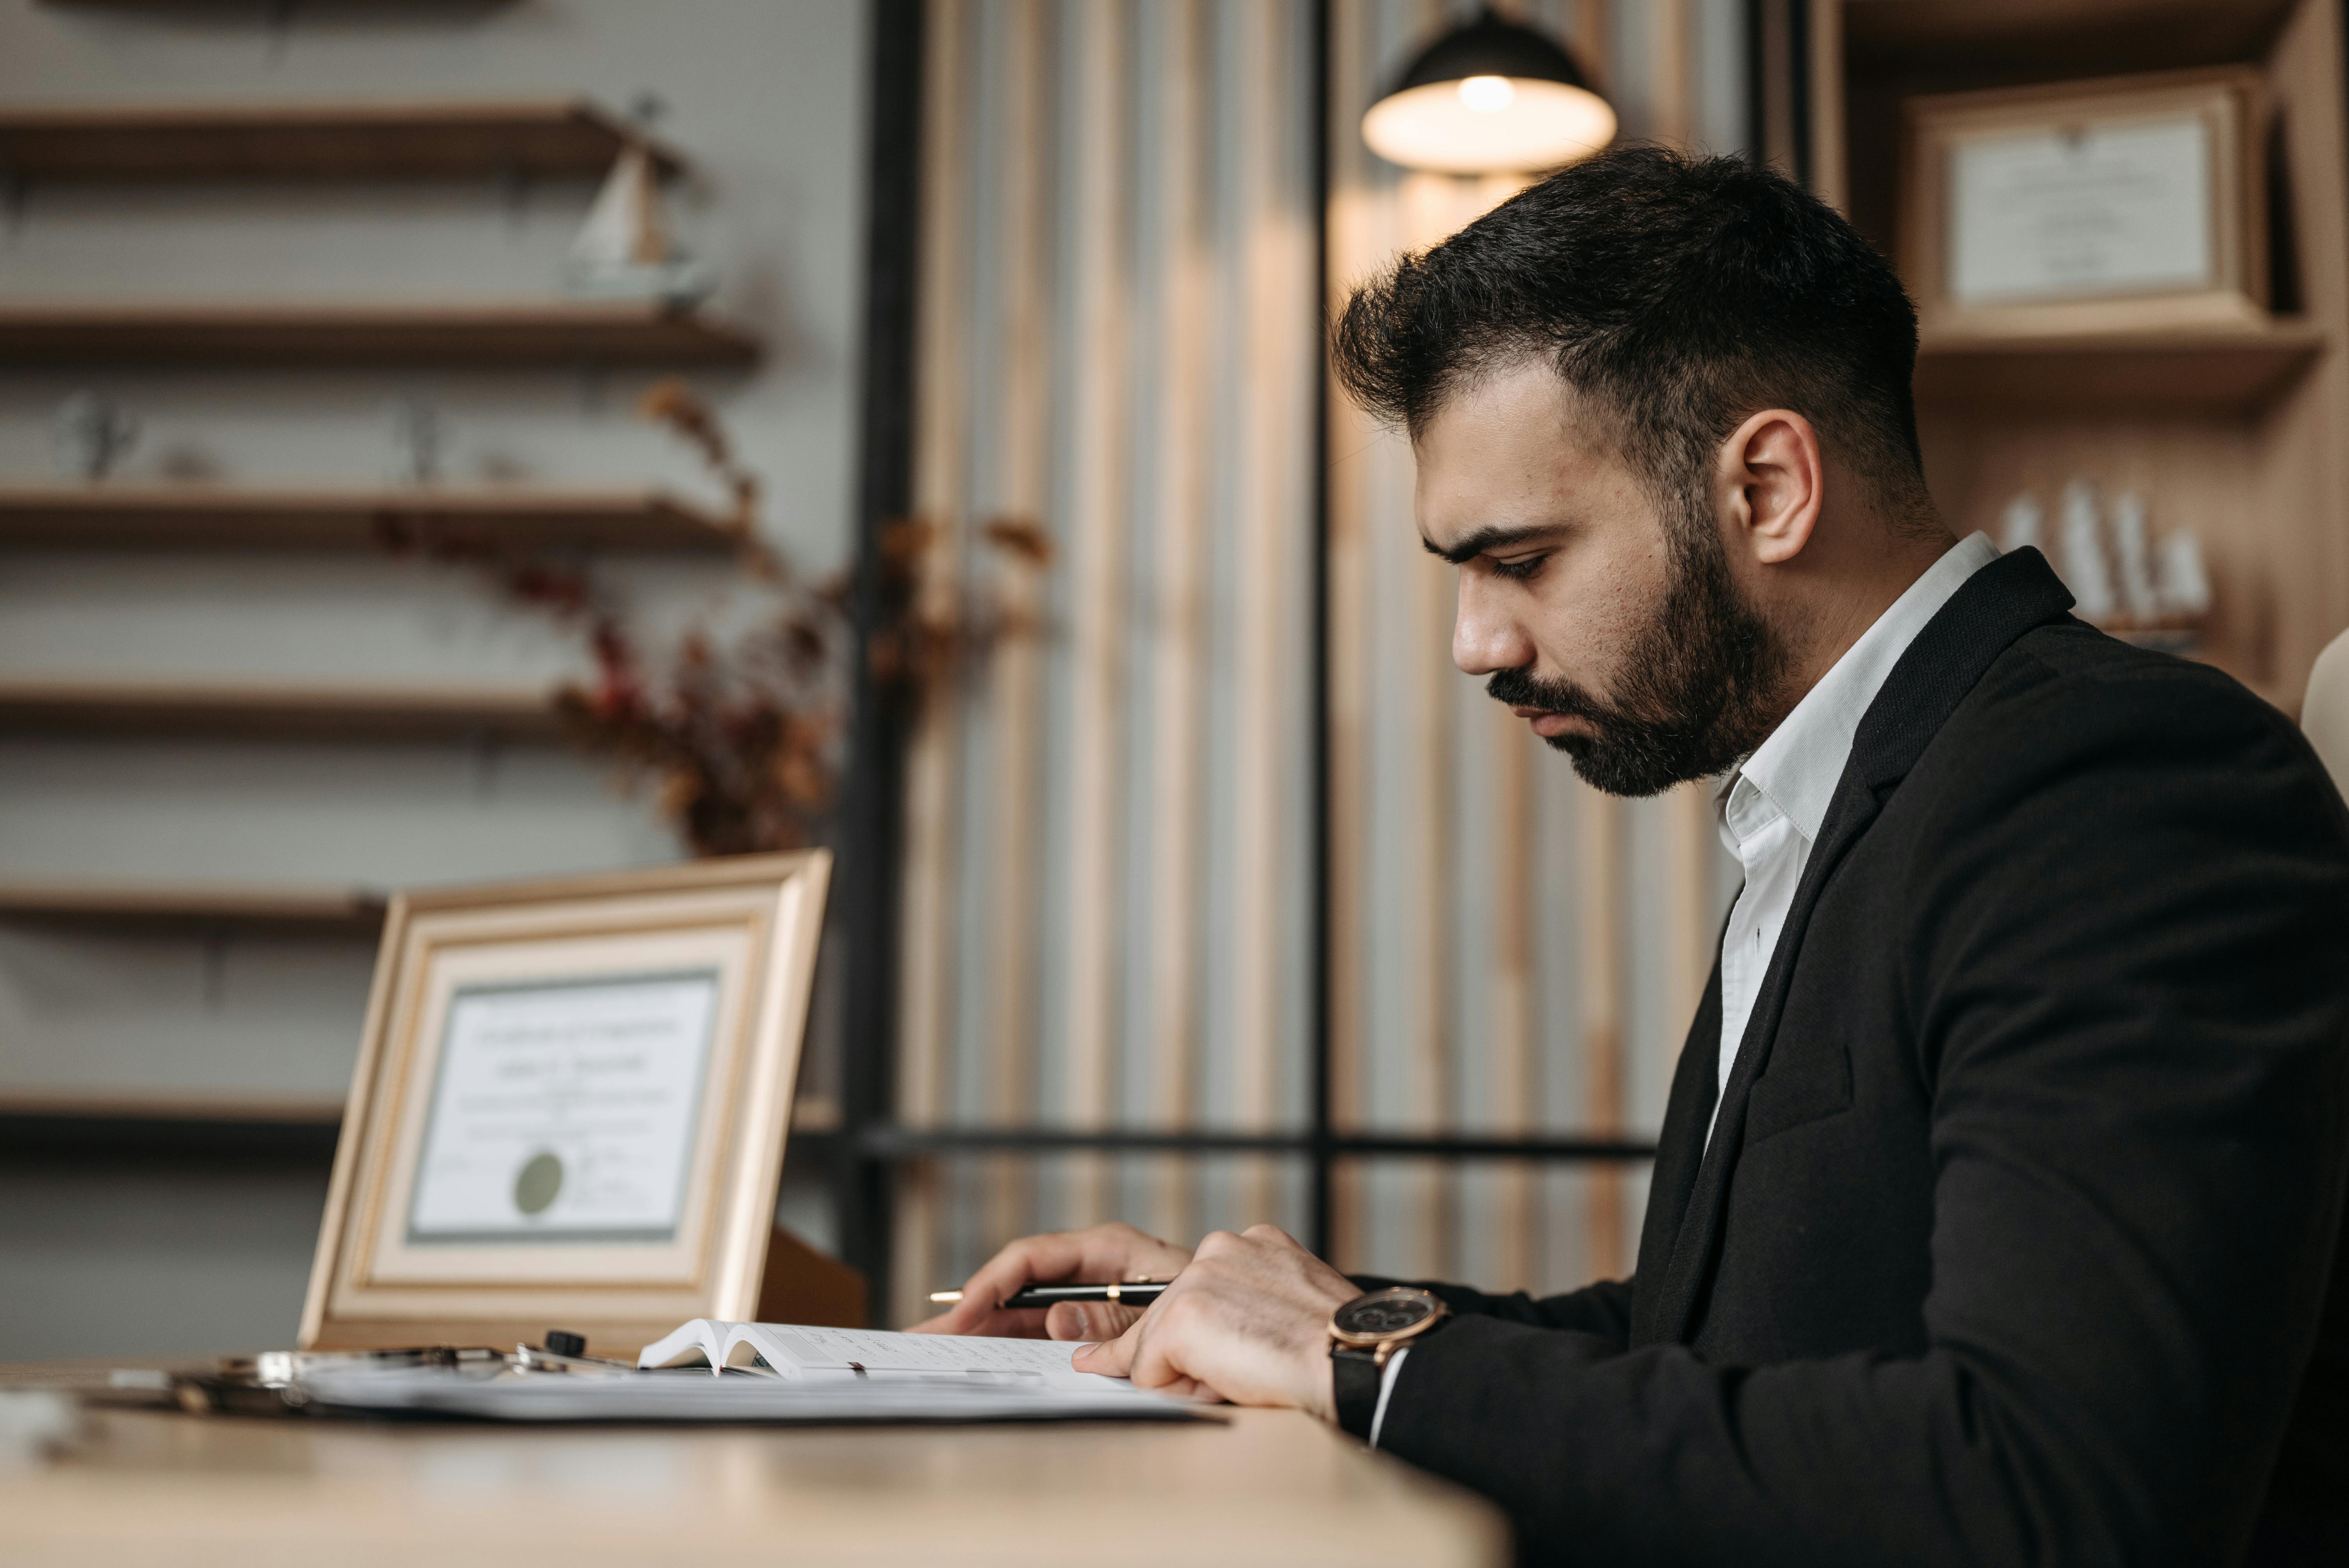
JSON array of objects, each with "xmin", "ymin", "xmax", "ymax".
[{"xmin": 1490, "ymin": 554, "xmax": 1548, "ymax": 582}]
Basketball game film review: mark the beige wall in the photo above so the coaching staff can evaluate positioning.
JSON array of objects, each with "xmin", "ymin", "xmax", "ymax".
[{"xmin": 0, "ymin": 0, "xmax": 867, "ymax": 1356}]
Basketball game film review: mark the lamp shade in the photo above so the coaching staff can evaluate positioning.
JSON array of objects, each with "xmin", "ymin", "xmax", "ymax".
[{"xmin": 1361, "ymin": 9, "xmax": 1615, "ymax": 176}]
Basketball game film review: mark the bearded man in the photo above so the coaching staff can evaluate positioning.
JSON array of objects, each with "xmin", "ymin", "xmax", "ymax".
[{"xmin": 918, "ymin": 146, "xmax": 2349, "ymax": 1566}]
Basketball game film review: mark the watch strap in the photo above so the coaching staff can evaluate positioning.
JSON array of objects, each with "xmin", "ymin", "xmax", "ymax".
[{"xmin": 1330, "ymin": 1345, "xmax": 1383, "ymax": 1440}]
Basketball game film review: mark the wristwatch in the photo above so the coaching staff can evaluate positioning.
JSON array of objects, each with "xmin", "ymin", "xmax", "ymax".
[{"xmin": 1327, "ymin": 1286, "xmax": 1449, "ymax": 1440}]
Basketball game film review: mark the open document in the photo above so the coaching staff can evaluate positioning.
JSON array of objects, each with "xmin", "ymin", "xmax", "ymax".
[
  {"xmin": 638, "ymin": 1320, "xmax": 1110, "ymax": 1382},
  {"xmin": 283, "ymin": 1324, "xmax": 1203, "ymax": 1425}
]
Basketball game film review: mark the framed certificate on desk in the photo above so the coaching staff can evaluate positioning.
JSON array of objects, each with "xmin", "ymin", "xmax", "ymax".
[
  {"xmin": 299, "ymin": 852, "xmax": 831, "ymax": 1357},
  {"xmin": 1900, "ymin": 68, "xmax": 2268, "ymax": 339}
]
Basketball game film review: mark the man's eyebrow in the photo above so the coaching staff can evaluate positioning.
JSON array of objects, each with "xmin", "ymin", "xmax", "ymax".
[{"xmin": 1419, "ymin": 523, "xmax": 1566, "ymax": 567}]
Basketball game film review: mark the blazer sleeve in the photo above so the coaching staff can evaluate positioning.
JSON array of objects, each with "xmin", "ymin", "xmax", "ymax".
[
  {"xmin": 1351, "ymin": 1275, "xmax": 1636, "ymax": 1345},
  {"xmin": 1372, "ymin": 665, "xmax": 2349, "ymax": 1568}
]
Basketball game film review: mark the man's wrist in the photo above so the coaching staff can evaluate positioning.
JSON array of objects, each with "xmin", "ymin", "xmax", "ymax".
[{"xmin": 1329, "ymin": 1345, "xmax": 1383, "ymax": 1437}]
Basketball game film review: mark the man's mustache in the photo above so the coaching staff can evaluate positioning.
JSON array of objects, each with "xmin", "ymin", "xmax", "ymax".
[{"xmin": 1486, "ymin": 665, "xmax": 1608, "ymax": 722}]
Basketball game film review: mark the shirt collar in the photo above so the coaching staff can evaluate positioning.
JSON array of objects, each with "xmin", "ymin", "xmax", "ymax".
[{"xmin": 1725, "ymin": 532, "xmax": 2000, "ymax": 846}]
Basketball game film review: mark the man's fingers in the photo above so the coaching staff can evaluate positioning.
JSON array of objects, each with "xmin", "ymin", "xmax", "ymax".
[
  {"xmin": 926, "ymin": 1233, "xmax": 1091, "ymax": 1333},
  {"xmin": 917, "ymin": 1223, "xmax": 1202, "ymax": 1335},
  {"xmin": 1069, "ymin": 1319, "xmax": 1141, "ymax": 1377},
  {"xmin": 1046, "ymin": 1301, "xmax": 1142, "ymax": 1342}
]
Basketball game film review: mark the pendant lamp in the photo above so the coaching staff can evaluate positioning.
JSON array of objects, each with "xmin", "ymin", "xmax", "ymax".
[{"xmin": 1361, "ymin": 8, "xmax": 1616, "ymax": 176}]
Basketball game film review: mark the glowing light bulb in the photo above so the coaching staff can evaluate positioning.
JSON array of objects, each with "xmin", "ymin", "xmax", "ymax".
[{"xmin": 1458, "ymin": 75, "xmax": 1515, "ymax": 114}]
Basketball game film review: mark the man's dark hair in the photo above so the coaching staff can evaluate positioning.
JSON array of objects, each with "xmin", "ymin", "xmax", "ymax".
[{"xmin": 1331, "ymin": 144, "xmax": 1932, "ymax": 527}]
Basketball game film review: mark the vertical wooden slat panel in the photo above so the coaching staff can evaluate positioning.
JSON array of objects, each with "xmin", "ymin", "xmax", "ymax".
[
  {"xmin": 1394, "ymin": 160, "xmax": 1489, "ymax": 1280},
  {"xmin": 1651, "ymin": 0, "xmax": 1694, "ymax": 147},
  {"xmin": 891, "ymin": 0, "xmax": 975, "ymax": 1329},
  {"xmin": 1575, "ymin": 0, "xmax": 1609, "ymax": 89},
  {"xmin": 1579, "ymin": 787, "xmax": 1628, "ymax": 1279},
  {"xmin": 1412, "ymin": 538, "xmax": 1456, "ymax": 1279},
  {"xmin": 1321, "ymin": 0, "xmax": 1380, "ymax": 1273},
  {"xmin": 1666, "ymin": 780, "xmax": 1718, "ymax": 1051},
  {"xmin": 1058, "ymin": 0, "xmax": 1130, "ymax": 1227},
  {"xmin": 1488, "ymin": 710, "xmax": 1538, "ymax": 1291},
  {"xmin": 1654, "ymin": 1, "xmax": 1712, "ymax": 1106},
  {"xmin": 1148, "ymin": 0, "xmax": 1209, "ymax": 1248},
  {"xmin": 1754, "ymin": 0, "xmax": 1801, "ymax": 176},
  {"xmin": 1807, "ymin": 0, "xmax": 1846, "ymax": 211},
  {"xmin": 984, "ymin": 0, "xmax": 1052, "ymax": 1250},
  {"xmin": 1227, "ymin": 0, "xmax": 1297, "ymax": 1227}
]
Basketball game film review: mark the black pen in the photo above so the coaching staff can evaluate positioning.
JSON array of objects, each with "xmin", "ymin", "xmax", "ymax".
[{"xmin": 928, "ymin": 1279, "xmax": 1172, "ymax": 1311}]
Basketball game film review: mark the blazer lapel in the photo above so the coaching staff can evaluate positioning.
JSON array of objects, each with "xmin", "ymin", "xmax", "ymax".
[
  {"xmin": 1628, "ymin": 957, "xmax": 1722, "ymax": 1343},
  {"xmin": 1641, "ymin": 548, "xmax": 2077, "ymax": 1347}
]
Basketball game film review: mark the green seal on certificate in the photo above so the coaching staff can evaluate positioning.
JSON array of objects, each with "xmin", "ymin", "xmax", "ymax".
[{"xmin": 513, "ymin": 1151, "xmax": 564, "ymax": 1217}]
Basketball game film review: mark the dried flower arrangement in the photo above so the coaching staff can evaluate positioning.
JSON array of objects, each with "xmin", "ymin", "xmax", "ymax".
[{"xmin": 377, "ymin": 380, "xmax": 1050, "ymax": 859}]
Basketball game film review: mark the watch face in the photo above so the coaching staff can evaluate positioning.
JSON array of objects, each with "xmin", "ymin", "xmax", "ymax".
[{"xmin": 1333, "ymin": 1289, "xmax": 1439, "ymax": 1339}]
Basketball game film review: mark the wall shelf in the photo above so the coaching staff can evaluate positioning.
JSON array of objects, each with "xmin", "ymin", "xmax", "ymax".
[
  {"xmin": 0, "ymin": 880, "xmax": 388, "ymax": 936},
  {"xmin": 1913, "ymin": 324, "xmax": 2327, "ymax": 412},
  {"xmin": 0, "ymin": 484, "xmax": 739, "ymax": 551},
  {"xmin": 0, "ymin": 98, "xmax": 686, "ymax": 183},
  {"xmin": 0, "ymin": 1089, "xmax": 843, "ymax": 1163},
  {"xmin": 0, "ymin": 1088, "xmax": 348, "ymax": 1123},
  {"xmin": 1842, "ymin": 0, "xmax": 2298, "ymax": 78},
  {"xmin": 1808, "ymin": 0, "xmax": 2349, "ymax": 712},
  {"xmin": 0, "ymin": 677, "xmax": 569, "ymax": 743},
  {"xmin": 0, "ymin": 300, "xmax": 762, "ymax": 367}
]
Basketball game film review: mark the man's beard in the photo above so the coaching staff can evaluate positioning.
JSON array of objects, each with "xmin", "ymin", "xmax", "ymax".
[{"xmin": 1487, "ymin": 509, "xmax": 1791, "ymax": 797}]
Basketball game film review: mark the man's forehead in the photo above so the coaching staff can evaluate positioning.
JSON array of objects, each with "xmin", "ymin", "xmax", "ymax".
[{"xmin": 1414, "ymin": 362, "xmax": 1616, "ymax": 552}]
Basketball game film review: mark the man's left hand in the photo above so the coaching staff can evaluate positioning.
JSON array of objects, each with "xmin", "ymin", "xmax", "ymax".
[{"xmin": 1069, "ymin": 1225, "xmax": 1359, "ymax": 1417}]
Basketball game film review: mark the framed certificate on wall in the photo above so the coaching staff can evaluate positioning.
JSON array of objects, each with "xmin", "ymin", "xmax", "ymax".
[
  {"xmin": 1900, "ymin": 67, "xmax": 2268, "ymax": 339},
  {"xmin": 299, "ymin": 852, "xmax": 831, "ymax": 1357}
]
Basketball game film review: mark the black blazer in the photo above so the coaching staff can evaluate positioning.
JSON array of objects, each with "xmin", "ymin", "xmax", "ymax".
[{"xmin": 1369, "ymin": 550, "xmax": 2349, "ymax": 1566}]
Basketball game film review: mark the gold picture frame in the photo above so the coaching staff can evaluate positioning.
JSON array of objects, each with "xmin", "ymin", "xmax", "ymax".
[
  {"xmin": 1900, "ymin": 66, "xmax": 2268, "ymax": 340},
  {"xmin": 299, "ymin": 852, "xmax": 831, "ymax": 1358}
]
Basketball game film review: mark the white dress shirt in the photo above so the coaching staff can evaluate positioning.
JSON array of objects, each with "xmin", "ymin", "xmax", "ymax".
[
  {"xmin": 1706, "ymin": 531, "xmax": 2000, "ymax": 1146},
  {"xmin": 1366, "ymin": 533, "xmax": 2001, "ymax": 1443}
]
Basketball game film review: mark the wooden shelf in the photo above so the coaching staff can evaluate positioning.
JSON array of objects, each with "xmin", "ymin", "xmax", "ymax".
[
  {"xmin": 0, "ymin": 484, "xmax": 739, "ymax": 551},
  {"xmin": 0, "ymin": 300, "xmax": 761, "ymax": 367},
  {"xmin": 0, "ymin": 1085, "xmax": 841, "ymax": 1128},
  {"xmin": 0, "ymin": 677, "xmax": 568, "ymax": 743},
  {"xmin": 0, "ymin": 1086, "xmax": 842, "ymax": 1163},
  {"xmin": 1913, "ymin": 324, "xmax": 2327, "ymax": 412},
  {"xmin": 1811, "ymin": 0, "xmax": 2349, "ymax": 712},
  {"xmin": 0, "ymin": 1090, "xmax": 347, "ymax": 1163},
  {"xmin": 0, "ymin": 98, "xmax": 686, "ymax": 183},
  {"xmin": 1844, "ymin": 0, "xmax": 2297, "ymax": 77},
  {"xmin": 0, "ymin": 880, "xmax": 387, "ymax": 936},
  {"xmin": 0, "ymin": 1087, "xmax": 348, "ymax": 1124}
]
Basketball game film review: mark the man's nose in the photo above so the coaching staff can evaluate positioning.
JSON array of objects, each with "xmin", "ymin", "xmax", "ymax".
[{"xmin": 1452, "ymin": 575, "xmax": 1534, "ymax": 677}]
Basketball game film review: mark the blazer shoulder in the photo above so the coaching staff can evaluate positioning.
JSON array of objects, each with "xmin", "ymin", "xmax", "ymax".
[
  {"xmin": 1914, "ymin": 620, "xmax": 2349, "ymax": 852},
  {"xmin": 1962, "ymin": 620, "xmax": 2312, "ymax": 756}
]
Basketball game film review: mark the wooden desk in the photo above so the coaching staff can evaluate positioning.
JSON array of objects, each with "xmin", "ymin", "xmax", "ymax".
[{"xmin": 0, "ymin": 1358, "xmax": 1506, "ymax": 1568}]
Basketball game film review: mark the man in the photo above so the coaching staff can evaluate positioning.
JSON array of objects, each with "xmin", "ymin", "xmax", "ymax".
[{"xmin": 917, "ymin": 147, "xmax": 2349, "ymax": 1564}]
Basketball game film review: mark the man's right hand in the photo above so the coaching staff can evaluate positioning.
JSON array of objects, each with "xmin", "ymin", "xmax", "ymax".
[{"xmin": 905, "ymin": 1222, "xmax": 1194, "ymax": 1341}]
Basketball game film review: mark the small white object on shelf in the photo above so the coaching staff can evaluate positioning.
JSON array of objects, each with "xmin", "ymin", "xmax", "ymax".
[
  {"xmin": 52, "ymin": 391, "xmax": 138, "ymax": 481},
  {"xmin": 2157, "ymin": 529, "xmax": 2214, "ymax": 619},
  {"xmin": 0, "ymin": 1390, "xmax": 76, "ymax": 1472},
  {"xmin": 386, "ymin": 397, "xmax": 442, "ymax": 486},
  {"xmin": 2058, "ymin": 479, "xmax": 2118, "ymax": 624},
  {"xmin": 1998, "ymin": 492, "xmax": 2044, "ymax": 556},
  {"xmin": 2110, "ymin": 492, "xmax": 2162, "ymax": 623},
  {"xmin": 563, "ymin": 145, "xmax": 717, "ymax": 308}
]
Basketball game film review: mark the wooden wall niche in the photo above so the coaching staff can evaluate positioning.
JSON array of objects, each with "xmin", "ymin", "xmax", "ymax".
[{"xmin": 1816, "ymin": 0, "xmax": 2349, "ymax": 710}]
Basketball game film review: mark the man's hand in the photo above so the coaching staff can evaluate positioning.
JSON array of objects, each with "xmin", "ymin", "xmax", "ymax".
[
  {"xmin": 1070, "ymin": 1225, "xmax": 1358, "ymax": 1417},
  {"xmin": 906, "ymin": 1221, "xmax": 1194, "ymax": 1341}
]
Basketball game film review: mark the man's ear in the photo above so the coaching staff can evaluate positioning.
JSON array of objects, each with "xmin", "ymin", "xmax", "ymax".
[{"xmin": 1718, "ymin": 409, "xmax": 1823, "ymax": 566}]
